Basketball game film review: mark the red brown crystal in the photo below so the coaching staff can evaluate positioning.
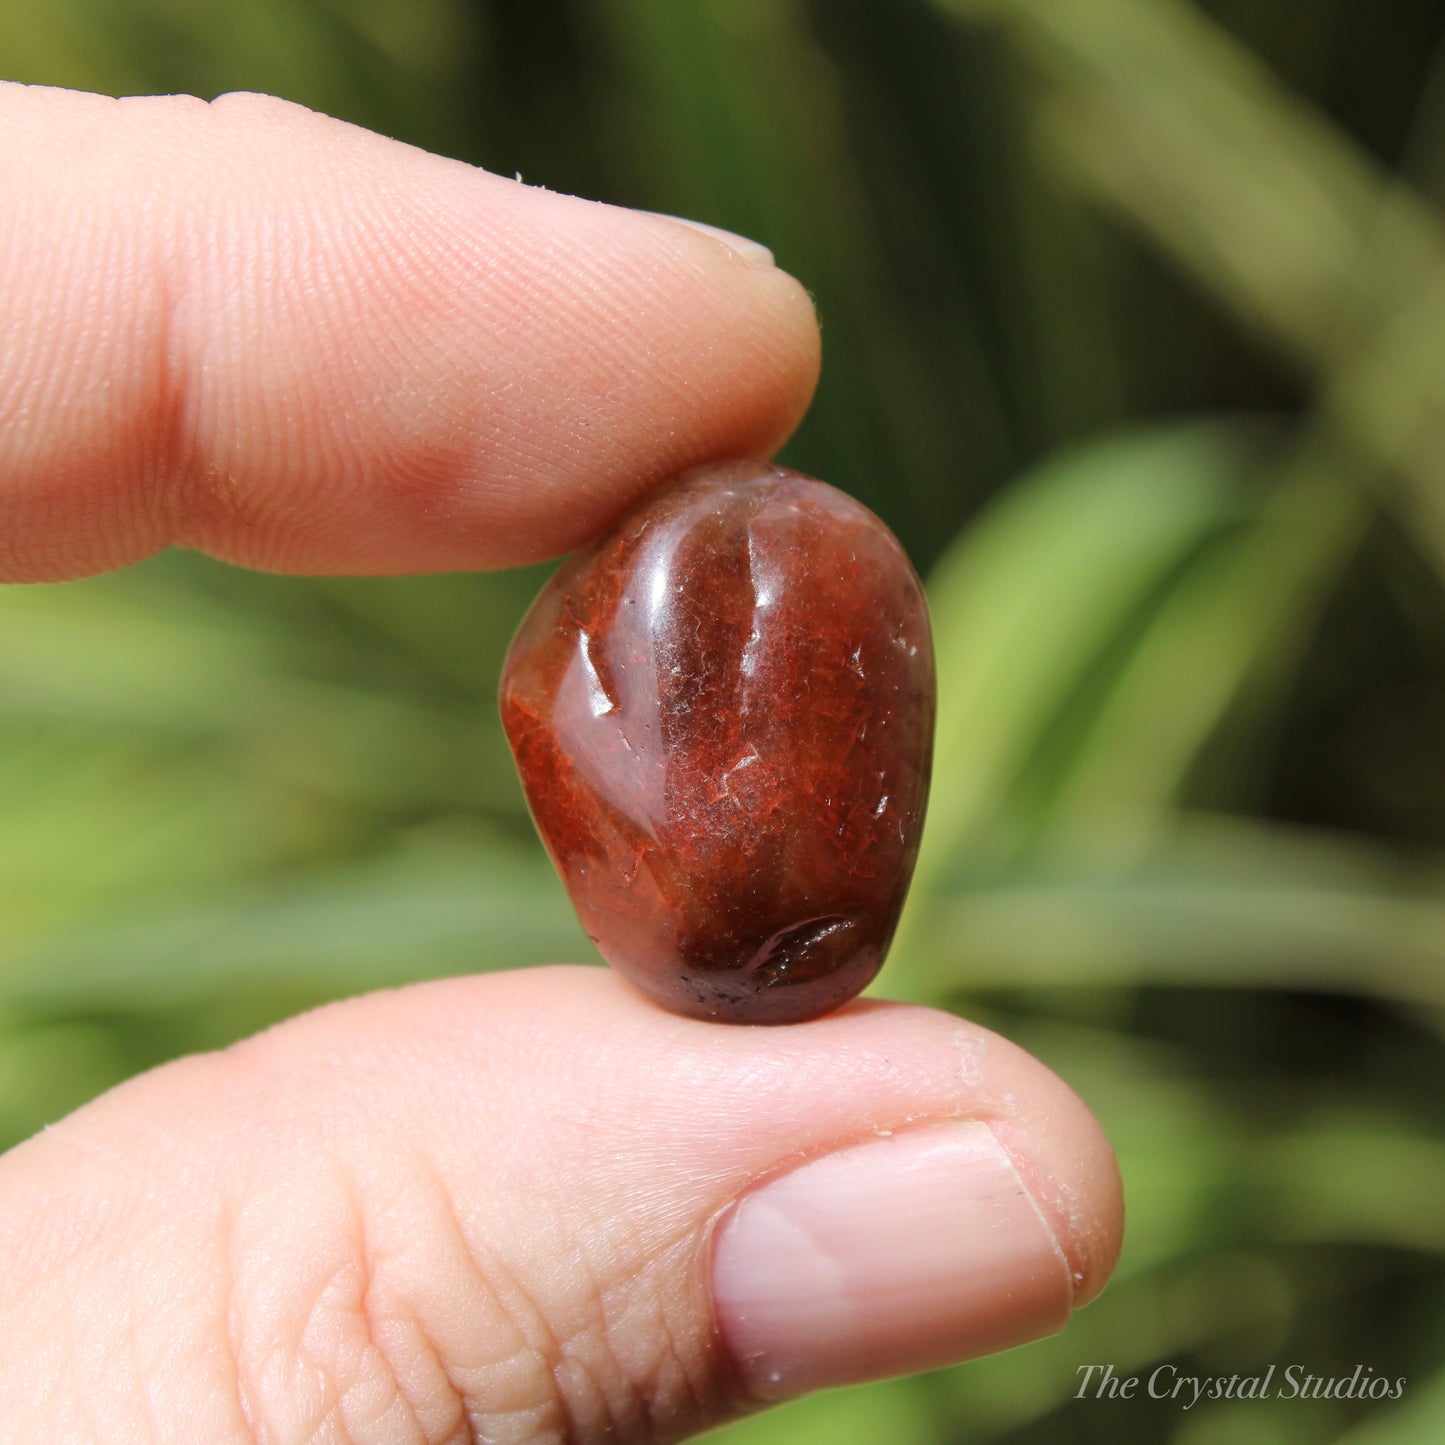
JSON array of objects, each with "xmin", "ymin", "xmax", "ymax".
[{"xmin": 500, "ymin": 461, "xmax": 935, "ymax": 1024}]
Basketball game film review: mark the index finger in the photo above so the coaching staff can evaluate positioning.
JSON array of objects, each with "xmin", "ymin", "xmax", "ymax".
[{"xmin": 0, "ymin": 85, "xmax": 820, "ymax": 582}]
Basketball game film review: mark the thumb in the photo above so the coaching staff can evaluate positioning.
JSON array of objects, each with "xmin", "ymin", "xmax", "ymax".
[{"xmin": 0, "ymin": 967, "xmax": 1121, "ymax": 1441}]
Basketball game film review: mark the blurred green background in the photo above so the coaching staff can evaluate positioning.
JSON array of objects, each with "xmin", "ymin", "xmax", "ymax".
[{"xmin": 2, "ymin": 1, "xmax": 1444, "ymax": 1441}]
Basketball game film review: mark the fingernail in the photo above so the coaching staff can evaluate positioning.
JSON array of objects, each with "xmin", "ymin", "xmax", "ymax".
[
  {"xmin": 711, "ymin": 1122, "xmax": 1074, "ymax": 1400},
  {"xmin": 644, "ymin": 212, "xmax": 776, "ymax": 268}
]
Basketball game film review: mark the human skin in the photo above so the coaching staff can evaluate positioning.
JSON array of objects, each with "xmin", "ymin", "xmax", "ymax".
[{"xmin": 0, "ymin": 83, "xmax": 1123, "ymax": 1443}]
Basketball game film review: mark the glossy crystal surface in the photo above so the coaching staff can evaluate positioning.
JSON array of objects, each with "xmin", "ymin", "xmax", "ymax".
[{"xmin": 500, "ymin": 461, "xmax": 935, "ymax": 1023}]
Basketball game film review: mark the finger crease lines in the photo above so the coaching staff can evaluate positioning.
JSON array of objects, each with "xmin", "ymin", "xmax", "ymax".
[
  {"xmin": 221, "ymin": 1197, "xmax": 265, "ymax": 1445},
  {"xmin": 342, "ymin": 1165, "xmax": 471, "ymax": 1445}
]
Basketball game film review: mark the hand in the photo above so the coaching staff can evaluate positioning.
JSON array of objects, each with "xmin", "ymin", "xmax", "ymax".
[{"xmin": 0, "ymin": 83, "xmax": 1123, "ymax": 1442}]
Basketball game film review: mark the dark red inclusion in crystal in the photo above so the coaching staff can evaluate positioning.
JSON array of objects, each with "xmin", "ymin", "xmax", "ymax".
[{"xmin": 500, "ymin": 462, "xmax": 935, "ymax": 1024}]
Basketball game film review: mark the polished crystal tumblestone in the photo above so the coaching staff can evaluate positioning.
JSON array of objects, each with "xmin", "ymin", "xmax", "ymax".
[{"xmin": 500, "ymin": 461, "xmax": 935, "ymax": 1024}]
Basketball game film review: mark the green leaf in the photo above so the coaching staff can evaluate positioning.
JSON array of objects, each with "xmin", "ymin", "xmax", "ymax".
[
  {"xmin": 1335, "ymin": 1369, "xmax": 1445, "ymax": 1445},
  {"xmin": 934, "ymin": 0, "xmax": 1445, "ymax": 577},
  {"xmin": 1029, "ymin": 439, "xmax": 1365, "ymax": 854},
  {"xmin": 0, "ymin": 840, "xmax": 597, "ymax": 1017},
  {"xmin": 701, "ymin": 1375, "xmax": 938, "ymax": 1445},
  {"xmin": 936, "ymin": 0, "xmax": 1442, "ymax": 369},
  {"xmin": 907, "ymin": 815, "xmax": 1445, "ymax": 1010},
  {"xmin": 911, "ymin": 420, "xmax": 1259, "ymax": 881}
]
